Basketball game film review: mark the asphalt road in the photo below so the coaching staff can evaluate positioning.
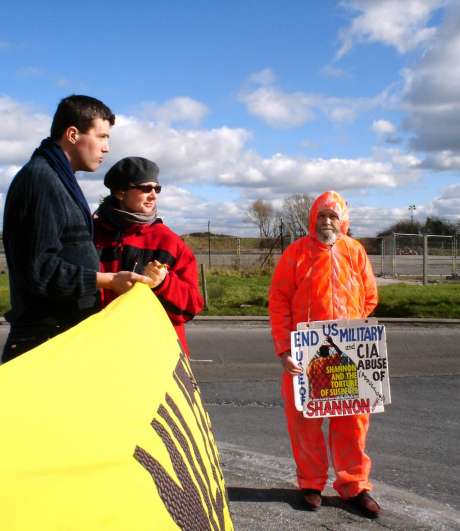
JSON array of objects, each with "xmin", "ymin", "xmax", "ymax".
[
  {"xmin": 193, "ymin": 252, "xmax": 459, "ymax": 278},
  {"xmin": 1, "ymin": 321, "xmax": 458, "ymax": 530},
  {"xmin": 187, "ymin": 321, "xmax": 460, "ymax": 530}
]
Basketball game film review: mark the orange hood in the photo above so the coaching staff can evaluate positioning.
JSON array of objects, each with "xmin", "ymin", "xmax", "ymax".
[{"xmin": 309, "ymin": 190, "xmax": 349, "ymax": 237}]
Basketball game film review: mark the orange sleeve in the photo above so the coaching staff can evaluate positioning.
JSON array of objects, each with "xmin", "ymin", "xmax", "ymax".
[{"xmin": 268, "ymin": 243, "xmax": 298, "ymax": 356}]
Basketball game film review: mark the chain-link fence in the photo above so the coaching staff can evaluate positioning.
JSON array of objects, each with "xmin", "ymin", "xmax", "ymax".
[
  {"xmin": 367, "ymin": 233, "xmax": 458, "ymax": 281},
  {"xmin": 187, "ymin": 232, "xmax": 459, "ymax": 281},
  {"xmin": 187, "ymin": 235, "xmax": 285, "ymax": 270},
  {"xmin": 0, "ymin": 232, "xmax": 458, "ymax": 280}
]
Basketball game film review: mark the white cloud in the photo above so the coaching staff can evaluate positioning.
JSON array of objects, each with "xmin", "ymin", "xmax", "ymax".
[
  {"xmin": 218, "ymin": 148, "xmax": 420, "ymax": 192},
  {"xmin": 0, "ymin": 96, "xmax": 50, "ymax": 165},
  {"xmin": 248, "ymin": 68, "xmax": 276, "ymax": 85},
  {"xmin": 0, "ymin": 96, "xmax": 418, "ymax": 198},
  {"xmin": 107, "ymin": 115, "xmax": 250, "ymax": 182},
  {"xmin": 137, "ymin": 97, "xmax": 208, "ymax": 126},
  {"xmin": 239, "ymin": 86, "xmax": 317, "ymax": 128},
  {"xmin": 321, "ymin": 65, "xmax": 348, "ymax": 79},
  {"xmin": 0, "ymin": 165, "xmax": 20, "ymax": 192},
  {"xmin": 81, "ymin": 178, "xmax": 251, "ymax": 235},
  {"xmin": 400, "ymin": 3, "xmax": 460, "ymax": 167},
  {"xmin": 337, "ymin": 0, "xmax": 444, "ymax": 58},
  {"xmin": 155, "ymin": 185, "xmax": 251, "ymax": 235},
  {"xmin": 16, "ymin": 66, "xmax": 43, "ymax": 78},
  {"xmin": 372, "ymin": 119, "xmax": 396, "ymax": 136},
  {"xmin": 240, "ymin": 71, "xmax": 390, "ymax": 128},
  {"xmin": 0, "ymin": 96, "xmax": 429, "ymax": 237},
  {"xmin": 0, "ymin": 96, "xmax": 398, "ymax": 196},
  {"xmin": 78, "ymin": 180, "xmax": 107, "ymax": 208},
  {"xmin": 419, "ymin": 150, "xmax": 460, "ymax": 170},
  {"xmin": 348, "ymin": 205, "xmax": 412, "ymax": 236},
  {"xmin": 351, "ymin": 185, "xmax": 460, "ymax": 238},
  {"xmin": 430, "ymin": 183, "xmax": 460, "ymax": 219}
]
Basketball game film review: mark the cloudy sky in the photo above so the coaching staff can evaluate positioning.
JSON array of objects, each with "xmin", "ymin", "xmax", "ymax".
[{"xmin": 1, "ymin": 0, "xmax": 459, "ymax": 236}]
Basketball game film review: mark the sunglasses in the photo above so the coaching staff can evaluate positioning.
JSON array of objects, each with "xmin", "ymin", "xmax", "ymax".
[{"xmin": 128, "ymin": 184, "xmax": 162, "ymax": 194}]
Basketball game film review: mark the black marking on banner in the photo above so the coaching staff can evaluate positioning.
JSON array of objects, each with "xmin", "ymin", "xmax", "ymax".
[{"xmin": 134, "ymin": 353, "xmax": 229, "ymax": 530}]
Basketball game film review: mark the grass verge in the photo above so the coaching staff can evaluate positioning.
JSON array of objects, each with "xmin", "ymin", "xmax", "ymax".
[
  {"xmin": 375, "ymin": 283, "xmax": 460, "ymax": 319},
  {"xmin": 0, "ymin": 271, "xmax": 458, "ymax": 319},
  {"xmin": 201, "ymin": 269, "xmax": 271, "ymax": 316},
  {"xmin": 0, "ymin": 274, "xmax": 9, "ymax": 317},
  {"xmin": 201, "ymin": 270, "xmax": 460, "ymax": 319}
]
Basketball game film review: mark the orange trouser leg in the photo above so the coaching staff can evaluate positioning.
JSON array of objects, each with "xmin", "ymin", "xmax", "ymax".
[
  {"xmin": 282, "ymin": 372, "xmax": 329, "ymax": 491},
  {"xmin": 329, "ymin": 414, "xmax": 372, "ymax": 498},
  {"xmin": 282, "ymin": 373, "xmax": 372, "ymax": 496}
]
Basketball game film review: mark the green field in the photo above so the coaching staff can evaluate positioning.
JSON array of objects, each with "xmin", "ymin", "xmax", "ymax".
[
  {"xmin": 200, "ymin": 270, "xmax": 460, "ymax": 319},
  {"xmin": 0, "ymin": 271, "xmax": 459, "ymax": 319},
  {"xmin": 0, "ymin": 274, "xmax": 8, "ymax": 317},
  {"xmin": 374, "ymin": 283, "xmax": 460, "ymax": 319},
  {"xmin": 202, "ymin": 269, "xmax": 272, "ymax": 316}
]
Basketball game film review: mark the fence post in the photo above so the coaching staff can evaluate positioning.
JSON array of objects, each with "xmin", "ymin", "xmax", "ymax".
[
  {"xmin": 452, "ymin": 236, "xmax": 456, "ymax": 277},
  {"xmin": 392, "ymin": 233, "xmax": 396, "ymax": 278},
  {"xmin": 280, "ymin": 218, "xmax": 285, "ymax": 253},
  {"xmin": 207, "ymin": 220, "xmax": 211, "ymax": 268},
  {"xmin": 236, "ymin": 237, "xmax": 241, "ymax": 270},
  {"xmin": 455, "ymin": 236, "xmax": 458, "ymax": 277},
  {"xmin": 423, "ymin": 235, "xmax": 428, "ymax": 285},
  {"xmin": 200, "ymin": 263, "xmax": 208, "ymax": 309},
  {"xmin": 380, "ymin": 237, "xmax": 384, "ymax": 276}
]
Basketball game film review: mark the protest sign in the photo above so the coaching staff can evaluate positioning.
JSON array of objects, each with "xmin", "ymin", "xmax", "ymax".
[
  {"xmin": 0, "ymin": 284, "xmax": 233, "ymax": 531},
  {"xmin": 291, "ymin": 318, "xmax": 390, "ymax": 418}
]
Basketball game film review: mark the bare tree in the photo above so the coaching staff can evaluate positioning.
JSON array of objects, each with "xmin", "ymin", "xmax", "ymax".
[
  {"xmin": 247, "ymin": 199, "xmax": 276, "ymax": 238},
  {"xmin": 281, "ymin": 193, "xmax": 312, "ymax": 239}
]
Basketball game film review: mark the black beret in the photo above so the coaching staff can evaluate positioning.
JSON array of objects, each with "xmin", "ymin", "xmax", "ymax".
[{"xmin": 104, "ymin": 157, "xmax": 160, "ymax": 191}]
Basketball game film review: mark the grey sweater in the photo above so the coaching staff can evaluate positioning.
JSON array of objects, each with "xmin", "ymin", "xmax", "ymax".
[{"xmin": 3, "ymin": 154, "xmax": 100, "ymax": 332}]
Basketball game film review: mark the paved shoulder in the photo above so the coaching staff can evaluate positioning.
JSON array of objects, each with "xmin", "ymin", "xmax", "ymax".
[{"xmin": 219, "ymin": 442, "xmax": 460, "ymax": 531}]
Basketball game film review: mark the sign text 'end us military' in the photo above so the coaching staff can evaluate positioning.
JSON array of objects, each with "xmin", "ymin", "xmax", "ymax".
[{"xmin": 291, "ymin": 319, "xmax": 391, "ymax": 418}]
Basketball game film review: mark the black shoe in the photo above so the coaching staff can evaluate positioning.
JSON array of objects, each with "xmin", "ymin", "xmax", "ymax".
[
  {"xmin": 348, "ymin": 490, "xmax": 381, "ymax": 518},
  {"xmin": 301, "ymin": 489, "xmax": 322, "ymax": 511}
]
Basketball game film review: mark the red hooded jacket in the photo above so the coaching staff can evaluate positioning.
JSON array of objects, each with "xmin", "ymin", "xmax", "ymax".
[{"xmin": 94, "ymin": 217, "xmax": 203, "ymax": 355}]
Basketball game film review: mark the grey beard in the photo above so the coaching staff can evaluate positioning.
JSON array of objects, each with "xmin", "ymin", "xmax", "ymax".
[{"xmin": 316, "ymin": 230, "xmax": 338, "ymax": 245}]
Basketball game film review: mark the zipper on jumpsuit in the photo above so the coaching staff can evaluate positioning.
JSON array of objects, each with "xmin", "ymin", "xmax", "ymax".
[{"xmin": 329, "ymin": 244, "xmax": 335, "ymax": 320}]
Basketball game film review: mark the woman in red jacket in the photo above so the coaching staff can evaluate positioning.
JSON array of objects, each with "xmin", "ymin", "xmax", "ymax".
[{"xmin": 94, "ymin": 157, "xmax": 203, "ymax": 356}]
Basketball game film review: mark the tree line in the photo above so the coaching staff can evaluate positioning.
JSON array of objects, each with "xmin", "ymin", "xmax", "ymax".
[
  {"xmin": 247, "ymin": 194, "xmax": 312, "ymax": 240},
  {"xmin": 247, "ymin": 198, "xmax": 458, "ymax": 241},
  {"xmin": 377, "ymin": 217, "xmax": 459, "ymax": 237}
]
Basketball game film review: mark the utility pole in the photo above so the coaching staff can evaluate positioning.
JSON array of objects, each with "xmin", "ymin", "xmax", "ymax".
[
  {"xmin": 207, "ymin": 219, "xmax": 211, "ymax": 268},
  {"xmin": 408, "ymin": 204, "xmax": 416, "ymax": 229},
  {"xmin": 279, "ymin": 217, "xmax": 285, "ymax": 253}
]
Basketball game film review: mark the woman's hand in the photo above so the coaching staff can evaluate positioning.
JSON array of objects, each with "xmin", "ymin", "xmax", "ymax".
[
  {"xmin": 96, "ymin": 271, "xmax": 154, "ymax": 293},
  {"xmin": 144, "ymin": 260, "xmax": 169, "ymax": 288}
]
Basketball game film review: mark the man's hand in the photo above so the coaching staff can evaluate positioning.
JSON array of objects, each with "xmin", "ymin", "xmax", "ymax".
[
  {"xmin": 96, "ymin": 271, "xmax": 154, "ymax": 294},
  {"xmin": 280, "ymin": 352, "xmax": 303, "ymax": 375},
  {"xmin": 143, "ymin": 260, "xmax": 169, "ymax": 289}
]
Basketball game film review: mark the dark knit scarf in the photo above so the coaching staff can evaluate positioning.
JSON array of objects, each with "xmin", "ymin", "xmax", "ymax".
[
  {"xmin": 33, "ymin": 138, "xmax": 93, "ymax": 234},
  {"xmin": 96, "ymin": 195, "xmax": 158, "ymax": 231}
]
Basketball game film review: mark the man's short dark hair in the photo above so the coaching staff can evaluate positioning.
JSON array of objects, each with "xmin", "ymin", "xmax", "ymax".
[{"xmin": 50, "ymin": 95, "xmax": 115, "ymax": 140}]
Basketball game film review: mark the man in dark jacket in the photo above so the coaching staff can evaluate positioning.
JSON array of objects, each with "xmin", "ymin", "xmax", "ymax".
[{"xmin": 2, "ymin": 95, "xmax": 152, "ymax": 362}]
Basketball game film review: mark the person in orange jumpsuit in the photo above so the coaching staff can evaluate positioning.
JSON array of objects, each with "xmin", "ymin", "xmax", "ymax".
[{"xmin": 268, "ymin": 190, "xmax": 381, "ymax": 518}]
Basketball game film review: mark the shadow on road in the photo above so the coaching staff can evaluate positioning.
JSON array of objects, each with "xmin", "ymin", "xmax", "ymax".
[
  {"xmin": 228, "ymin": 487, "xmax": 345, "ymax": 511},
  {"xmin": 227, "ymin": 486, "xmax": 303, "ymax": 510},
  {"xmin": 227, "ymin": 486, "xmax": 372, "ymax": 519}
]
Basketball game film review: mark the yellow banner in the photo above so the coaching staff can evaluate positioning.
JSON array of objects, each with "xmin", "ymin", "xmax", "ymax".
[{"xmin": 0, "ymin": 284, "xmax": 233, "ymax": 531}]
